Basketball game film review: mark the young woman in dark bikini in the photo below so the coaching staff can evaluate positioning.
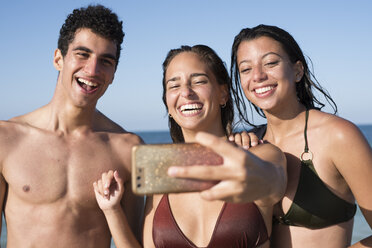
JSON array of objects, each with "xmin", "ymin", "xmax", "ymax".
[{"xmin": 229, "ymin": 24, "xmax": 372, "ymax": 247}]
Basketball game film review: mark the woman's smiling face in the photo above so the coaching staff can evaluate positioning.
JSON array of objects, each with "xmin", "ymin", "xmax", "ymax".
[
  {"xmin": 237, "ymin": 36, "xmax": 302, "ymax": 112},
  {"xmin": 165, "ymin": 52, "xmax": 227, "ymax": 133}
]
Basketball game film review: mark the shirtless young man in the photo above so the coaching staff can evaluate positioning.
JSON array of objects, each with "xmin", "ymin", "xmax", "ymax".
[{"xmin": 0, "ymin": 5, "xmax": 143, "ymax": 248}]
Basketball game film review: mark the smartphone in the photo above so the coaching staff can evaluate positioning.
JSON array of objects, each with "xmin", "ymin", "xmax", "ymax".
[{"xmin": 131, "ymin": 143, "xmax": 223, "ymax": 195}]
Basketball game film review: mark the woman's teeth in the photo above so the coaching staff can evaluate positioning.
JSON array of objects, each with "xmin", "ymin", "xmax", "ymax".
[
  {"xmin": 255, "ymin": 86, "xmax": 273, "ymax": 94},
  {"xmin": 180, "ymin": 103, "xmax": 202, "ymax": 112}
]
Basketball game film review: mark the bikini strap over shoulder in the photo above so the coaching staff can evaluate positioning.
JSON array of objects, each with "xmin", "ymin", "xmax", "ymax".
[{"xmin": 301, "ymin": 109, "xmax": 313, "ymax": 161}]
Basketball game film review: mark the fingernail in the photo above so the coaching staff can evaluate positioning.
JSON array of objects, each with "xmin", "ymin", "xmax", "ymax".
[
  {"xmin": 251, "ymin": 141, "xmax": 258, "ymax": 146},
  {"xmin": 167, "ymin": 167, "xmax": 178, "ymax": 176},
  {"xmin": 243, "ymin": 145, "xmax": 250, "ymax": 150},
  {"xmin": 104, "ymin": 190, "xmax": 109, "ymax": 195},
  {"xmin": 105, "ymin": 183, "xmax": 109, "ymax": 188}
]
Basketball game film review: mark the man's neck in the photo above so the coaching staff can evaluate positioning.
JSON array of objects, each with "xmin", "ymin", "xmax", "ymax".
[{"xmin": 43, "ymin": 98, "xmax": 97, "ymax": 135}]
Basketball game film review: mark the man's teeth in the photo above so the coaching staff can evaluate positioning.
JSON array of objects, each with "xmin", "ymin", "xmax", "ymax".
[
  {"xmin": 78, "ymin": 78, "xmax": 98, "ymax": 87},
  {"xmin": 255, "ymin": 86, "xmax": 274, "ymax": 94},
  {"xmin": 180, "ymin": 104, "xmax": 202, "ymax": 112}
]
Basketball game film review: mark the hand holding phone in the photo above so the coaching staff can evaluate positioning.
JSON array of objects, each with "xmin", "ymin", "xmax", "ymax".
[{"xmin": 131, "ymin": 143, "xmax": 223, "ymax": 195}]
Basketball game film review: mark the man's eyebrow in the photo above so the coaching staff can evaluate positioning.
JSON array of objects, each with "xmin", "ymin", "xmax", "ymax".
[
  {"xmin": 101, "ymin": 53, "xmax": 116, "ymax": 61},
  {"xmin": 73, "ymin": 46, "xmax": 92, "ymax": 53},
  {"xmin": 72, "ymin": 46, "xmax": 116, "ymax": 61}
]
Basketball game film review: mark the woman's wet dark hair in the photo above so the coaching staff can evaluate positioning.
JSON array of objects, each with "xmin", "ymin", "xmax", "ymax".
[
  {"xmin": 162, "ymin": 45, "xmax": 234, "ymax": 143},
  {"xmin": 230, "ymin": 24, "xmax": 337, "ymax": 126}
]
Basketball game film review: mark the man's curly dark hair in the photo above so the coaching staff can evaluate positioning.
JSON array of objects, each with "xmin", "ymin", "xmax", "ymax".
[{"xmin": 58, "ymin": 4, "xmax": 124, "ymax": 67}]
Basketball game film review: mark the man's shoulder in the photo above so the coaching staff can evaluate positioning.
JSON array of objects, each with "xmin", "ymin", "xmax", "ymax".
[
  {"xmin": 111, "ymin": 131, "xmax": 144, "ymax": 148},
  {"xmin": 0, "ymin": 119, "xmax": 26, "ymax": 135},
  {"xmin": 0, "ymin": 120, "xmax": 28, "ymax": 163},
  {"xmin": 93, "ymin": 110, "xmax": 144, "ymax": 146},
  {"xmin": 94, "ymin": 110, "xmax": 127, "ymax": 132}
]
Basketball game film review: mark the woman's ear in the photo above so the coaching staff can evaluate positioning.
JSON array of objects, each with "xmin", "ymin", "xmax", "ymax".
[
  {"xmin": 294, "ymin": 61, "xmax": 304, "ymax": 83},
  {"xmin": 219, "ymin": 84, "xmax": 229, "ymax": 105},
  {"xmin": 53, "ymin": 49, "xmax": 63, "ymax": 71}
]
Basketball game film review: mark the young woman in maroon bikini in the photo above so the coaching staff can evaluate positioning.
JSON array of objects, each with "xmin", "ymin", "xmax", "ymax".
[{"xmin": 93, "ymin": 45, "xmax": 287, "ymax": 248}]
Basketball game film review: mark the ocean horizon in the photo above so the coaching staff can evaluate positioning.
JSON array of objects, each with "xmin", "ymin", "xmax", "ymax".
[{"xmin": 1, "ymin": 124, "xmax": 371, "ymax": 247}]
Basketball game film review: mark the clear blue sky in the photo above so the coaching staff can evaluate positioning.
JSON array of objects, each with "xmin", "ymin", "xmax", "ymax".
[{"xmin": 1, "ymin": 0, "xmax": 371, "ymax": 131}]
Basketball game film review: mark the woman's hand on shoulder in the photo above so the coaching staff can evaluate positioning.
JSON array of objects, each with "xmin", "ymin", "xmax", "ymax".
[{"xmin": 228, "ymin": 130, "xmax": 262, "ymax": 150}]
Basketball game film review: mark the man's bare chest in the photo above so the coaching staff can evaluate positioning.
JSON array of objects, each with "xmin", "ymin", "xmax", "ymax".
[{"xmin": 3, "ymin": 134, "xmax": 126, "ymax": 205}]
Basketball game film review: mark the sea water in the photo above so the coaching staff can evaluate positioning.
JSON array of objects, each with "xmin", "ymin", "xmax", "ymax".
[{"xmin": 1, "ymin": 125, "xmax": 371, "ymax": 247}]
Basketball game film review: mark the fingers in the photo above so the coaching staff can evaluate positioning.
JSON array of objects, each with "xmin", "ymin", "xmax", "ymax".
[
  {"xmin": 168, "ymin": 164, "xmax": 235, "ymax": 181},
  {"xmin": 102, "ymin": 170, "xmax": 115, "ymax": 198},
  {"xmin": 233, "ymin": 132, "xmax": 244, "ymax": 148},
  {"xmin": 229, "ymin": 131, "xmax": 261, "ymax": 149},
  {"xmin": 200, "ymin": 184, "xmax": 232, "ymax": 201},
  {"xmin": 247, "ymin": 132, "xmax": 260, "ymax": 147},
  {"xmin": 240, "ymin": 131, "xmax": 251, "ymax": 149},
  {"xmin": 93, "ymin": 170, "xmax": 122, "ymax": 200},
  {"xmin": 228, "ymin": 134, "xmax": 235, "ymax": 142},
  {"xmin": 168, "ymin": 132, "xmax": 246, "ymax": 180},
  {"xmin": 228, "ymin": 131, "xmax": 251, "ymax": 150},
  {"xmin": 113, "ymin": 170, "xmax": 123, "ymax": 193},
  {"xmin": 199, "ymin": 181, "xmax": 245, "ymax": 202},
  {"xmin": 195, "ymin": 132, "xmax": 243, "ymax": 159},
  {"xmin": 93, "ymin": 178, "xmax": 105, "ymax": 199}
]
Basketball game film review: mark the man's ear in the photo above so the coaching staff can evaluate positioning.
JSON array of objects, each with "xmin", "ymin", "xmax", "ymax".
[
  {"xmin": 294, "ymin": 60, "xmax": 304, "ymax": 83},
  {"xmin": 53, "ymin": 49, "xmax": 63, "ymax": 71}
]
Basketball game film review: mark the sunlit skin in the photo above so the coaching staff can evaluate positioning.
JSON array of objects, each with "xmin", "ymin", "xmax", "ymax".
[
  {"xmin": 236, "ymin": 36, "xmax": 372, "ymax": 248},
  {"xmin": 0, "ymin": 28, "xmax": 143, "ymax": 248},
  {"xmin": 237, "ymin": 36, "xmax": 303, "ymax": 117},
  {"xmin": 92, "ymin": 49, "xmax": 287, "ymax": 248},
  {"xmin": 151, "ymin": 52, "xmax": 232, "ymax": 247},
  {"xmin": 140, "ymin": 51, "xmax": 286, "ymax": 248},
  {"xmin": 165, "ymin": 52, "xmax": 228, "ymax": 141},
  {"xmin": 55, "ymin": 28, "xmax": 117, "ymax": 110}
]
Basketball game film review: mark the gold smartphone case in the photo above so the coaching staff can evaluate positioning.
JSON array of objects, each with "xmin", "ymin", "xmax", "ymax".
[{"xmin": 131, "ymin": 143, "xmax": 223, "ymax": 195}]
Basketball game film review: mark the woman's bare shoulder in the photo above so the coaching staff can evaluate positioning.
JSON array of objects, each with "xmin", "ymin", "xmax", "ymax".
[{"xmin": 309, "ymin": 110, "xmax": 363, "ymax": 143}]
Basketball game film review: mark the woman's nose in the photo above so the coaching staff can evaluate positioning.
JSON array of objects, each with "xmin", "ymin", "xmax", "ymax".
[
  {"xmin": 252, "ymin": 65, "xmax": 267, "ymax": 83},
  {"xmin": 180, "ymin": 85, "xmax": 195, "ymax": 98}
]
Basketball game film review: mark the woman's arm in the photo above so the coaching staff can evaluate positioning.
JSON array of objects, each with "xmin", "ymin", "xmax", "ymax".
[
  {"xmin": 167, "ymin": 132, "xmax": 287, "ymax": 205},
  {"xmin": 329, "ymin": 120, "xmax": 372, "ymax": 248},
  {"xmin": 93, "ymin": 170, "xmax": 142, "ymax": 248}
]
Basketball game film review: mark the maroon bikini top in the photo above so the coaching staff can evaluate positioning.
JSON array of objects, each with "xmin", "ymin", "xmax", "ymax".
[{"xmin": 153, "ymin": 195, "xmax": 268, "ymax": 248}]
